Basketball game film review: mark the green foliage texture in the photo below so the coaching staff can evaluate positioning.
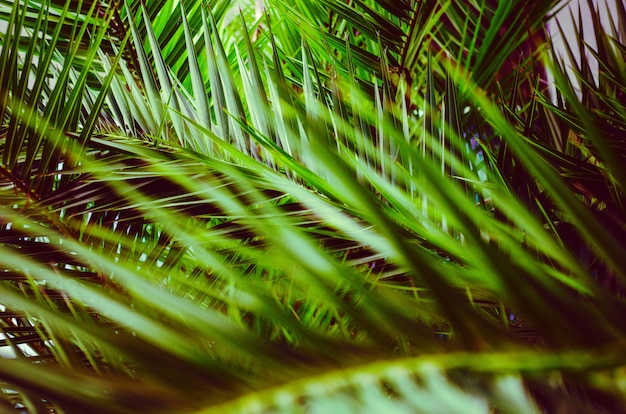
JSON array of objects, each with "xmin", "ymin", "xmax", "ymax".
[{"xmin": 1, "ymin": 0, "xmax": 626, "ymax": 412}]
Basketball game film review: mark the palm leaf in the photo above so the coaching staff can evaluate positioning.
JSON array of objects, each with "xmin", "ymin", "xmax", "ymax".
[{"xmin": 2, "ymin": 0, "xmax": 626, "ymax": 412}]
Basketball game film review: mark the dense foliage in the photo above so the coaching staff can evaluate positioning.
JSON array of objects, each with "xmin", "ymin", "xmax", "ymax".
[{"xmin": 1, "ymin": 0, "xmax": 625, "ymax": 412}]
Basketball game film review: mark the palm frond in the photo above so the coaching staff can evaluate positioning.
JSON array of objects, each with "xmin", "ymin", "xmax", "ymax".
[{"xmin": 2, "ymin": 0, "xmax": 626, "ymax": 412}]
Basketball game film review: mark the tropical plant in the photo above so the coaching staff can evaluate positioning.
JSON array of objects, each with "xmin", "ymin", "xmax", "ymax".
[{"xmin": 1, "ymin": 0, "xmax": 625, "ymax": 412}]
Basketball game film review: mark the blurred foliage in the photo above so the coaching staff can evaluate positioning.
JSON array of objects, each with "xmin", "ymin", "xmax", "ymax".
[{"xmin": 1, "ymin": 0, "xmax": 626, "ymax": 412}]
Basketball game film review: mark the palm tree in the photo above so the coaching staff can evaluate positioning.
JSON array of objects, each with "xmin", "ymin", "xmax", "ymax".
[{"xmin": 1, "ymin": 0, "xmax": 625, "ymax": 412}]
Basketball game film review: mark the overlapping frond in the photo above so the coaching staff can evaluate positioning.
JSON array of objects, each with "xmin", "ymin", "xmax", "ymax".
[{"xmin": 1, "ymin": 0, "xmax": 626, "ymax": 413}]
